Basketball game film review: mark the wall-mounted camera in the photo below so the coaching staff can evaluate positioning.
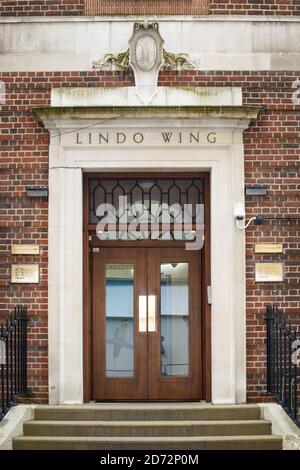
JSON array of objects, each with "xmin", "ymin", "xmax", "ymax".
[
  {"xmin": 234, "ymin": 203, "xmax": 265, "ymax": 230},
  {"xmin": 234, "ymin": 203, "xmax": 246, "ymax": 221}
]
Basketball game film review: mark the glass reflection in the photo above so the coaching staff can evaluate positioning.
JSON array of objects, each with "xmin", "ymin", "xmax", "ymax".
[
  {"xmin": 160, "ymin": 263, "xmax": 189, "ymax": 376},
  {"xmin": 105, "ymin": 264, "xmax": 134, "ymax": 377}
]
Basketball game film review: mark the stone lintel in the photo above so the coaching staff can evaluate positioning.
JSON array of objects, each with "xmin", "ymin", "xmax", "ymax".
[{"xmin": 33, "ymin": 105, "xmax": 262, "ymax": 124}]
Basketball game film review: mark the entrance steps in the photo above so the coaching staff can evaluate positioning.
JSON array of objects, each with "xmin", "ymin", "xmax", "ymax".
[{"xmin": 13, "ymin": 403, "xmax": 283, "ymax": 450}]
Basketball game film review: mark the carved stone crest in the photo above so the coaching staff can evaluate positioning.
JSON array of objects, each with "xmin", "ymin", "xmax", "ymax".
[
  {"xmin": 128, "ymin": 22, "xmax": 164, "ymax": 105},
  {"xmin": 92, "ymin": 20, "xmax": 201, "ymax": 105}
]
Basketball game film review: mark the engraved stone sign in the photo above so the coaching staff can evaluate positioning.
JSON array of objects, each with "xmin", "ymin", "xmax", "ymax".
[{"xmin": 11, "ymin": 265, "xmax": 40, "ymax": 284}]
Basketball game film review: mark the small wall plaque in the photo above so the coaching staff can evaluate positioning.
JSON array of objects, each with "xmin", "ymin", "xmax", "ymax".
[
  {"xmin": 11, "ymin": 265, "xmax": 40, "ymax": 284},
  {"xmin": 255, "ymin": 263, "xmax": 284, "ymax": 283},
  {"xmin": 11, "ymin": 245, "xmax": 40, "ymax": 255},
  {"xmin": 255, "ymin": 244, "xmax": 283, "ymax": 254},
  {"xmin": 245, "ymin": 187, "xmax": 267, "ymax": 196}
]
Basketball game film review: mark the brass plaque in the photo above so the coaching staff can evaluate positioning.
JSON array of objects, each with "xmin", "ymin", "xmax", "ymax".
[
  {"xmin": 11, "ymin": 265, "xmax": 40, "ymax": 284},
  {"xmin": 255, "ymin": 263, "xmax": 283, "ymax": 283},
  {"xmin": 11, "ymin": 244, "xmax": 40, "ymax": 255},
  {"xmin": 255, "ymin": 243, "xmax": 283, "ymax": 254}
]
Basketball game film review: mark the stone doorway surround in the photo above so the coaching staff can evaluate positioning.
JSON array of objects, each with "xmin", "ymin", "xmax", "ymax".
[{"xmin": 33, "ymin": 86, "xmax": 260, "ymax": 405}]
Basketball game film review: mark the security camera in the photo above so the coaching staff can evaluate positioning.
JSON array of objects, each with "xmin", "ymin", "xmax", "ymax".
[
  {"xmin": 234, "ymin": 203, "xmax": 265, "ymax": 230},
  {"xmin": 234, "ymin": 203, "xmax": 245, "ymax": 221}
]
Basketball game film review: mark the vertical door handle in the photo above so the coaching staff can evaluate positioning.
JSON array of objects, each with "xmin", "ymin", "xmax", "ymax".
[
  {"xmin": 148, "ymin": 294, "xmax": 156, "ymax": 332},
  {"xmin": 139, "ymin": 295, "xmax": 147, "ymax": 332}
]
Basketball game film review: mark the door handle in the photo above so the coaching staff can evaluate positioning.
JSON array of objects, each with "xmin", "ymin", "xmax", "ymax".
[
  {"xmin": 139, "ymin": 295, "xmax": 147, "ymax": 332},
  {"xmin": 148, "ymin": 294, "xmax": 156, "ymax": 332}
]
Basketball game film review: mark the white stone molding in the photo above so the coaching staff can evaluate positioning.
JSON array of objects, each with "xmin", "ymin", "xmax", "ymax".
[
  {"xmin": 51, "ymin": 87, "xmax": 243, "ymax": 108},
  {"xmin": 35, "ymin": 105, "xmax": 260, "ymax": 405},
  {"xmin": 48, "ymin": 166, "xmax": 83, "ymax": 404},
  {"xmin": 1, "ymin": 17, "xmax": 300, "ymax": 72}
]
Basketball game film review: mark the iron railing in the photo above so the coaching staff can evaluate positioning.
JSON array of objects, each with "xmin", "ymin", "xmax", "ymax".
[
  {"xmin": 0, "ymin": 306, "xmax": 28, "ymax": 421},
  {"xmin": 265, "ymin": 304, "xmax": 300, "ymax": 427}
]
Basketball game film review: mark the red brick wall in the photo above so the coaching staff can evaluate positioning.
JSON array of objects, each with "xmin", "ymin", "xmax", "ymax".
[
  {"xmin": 83, "ymin": 0, "xmax": 209, "ymax": 15},
  {"xmin": 0, "ymin": 1, "xmax": 84, "ymax": 16},
  {"xmin": 0, "ymin": 0, "xmax": 209, "ymax": 16},
  {"xmin": 210, "ymin": 0, "xmax": 300, "ymax": 15},
  {"xmin": 1, "ymin": 0, "xmax": 299, "ymax": 16},
  {"xmin": 0, "ymin": 70, "xmax": 299, "ymax": 403}
]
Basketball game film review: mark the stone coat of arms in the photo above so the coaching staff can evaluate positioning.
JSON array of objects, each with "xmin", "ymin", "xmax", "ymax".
[{"xmin": 92, "ymin": 21, "xmax": 200, "ymax": 105}]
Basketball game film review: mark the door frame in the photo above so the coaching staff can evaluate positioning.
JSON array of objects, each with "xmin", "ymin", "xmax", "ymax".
[{"xmin": 83, "ymin": 172, "xmax": 211, "ymax": 402}]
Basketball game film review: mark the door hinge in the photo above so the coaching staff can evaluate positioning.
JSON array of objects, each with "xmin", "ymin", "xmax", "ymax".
[
  {"xmin": 207, "ymin": 285, "xmax": 212, "ymax": 305},
  {"xmin": 92, "ymin": 247, "xmax": 100, "ymax": 253}
]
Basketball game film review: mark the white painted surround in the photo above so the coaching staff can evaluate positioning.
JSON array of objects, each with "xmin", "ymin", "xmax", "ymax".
[{"xmin": 35, "ymin": 87, "xmax": 260, "ymax": 405}]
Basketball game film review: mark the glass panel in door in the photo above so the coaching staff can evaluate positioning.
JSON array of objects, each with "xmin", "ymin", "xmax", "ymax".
[
  {"xmin": 160, "ymin": 262, "xmax": 189, "ymax": 376},
  {"xmin": 105, "ymin": 263, "xmax": 134, "ymax": 377}
]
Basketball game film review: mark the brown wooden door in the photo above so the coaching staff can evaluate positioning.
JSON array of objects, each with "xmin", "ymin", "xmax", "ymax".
[
  {"xmin": 92, "ymin": 246, "xmax": 202, "ymax": 401},
  {"xmin": 147, "ymin": 247, "xmax": 202, "ymax": 400},
  {"xmin": 92, "ymin": 247, "xmax": 148, "ymax": 400}
]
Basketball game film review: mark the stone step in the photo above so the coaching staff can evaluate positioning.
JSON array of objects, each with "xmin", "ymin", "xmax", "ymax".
[
  {"xmin": 23, "ymin": 419, "xmax": 271, "ymax": 437},
  {"xmin": 34, "ymin": 404, "xmax": 261, "ymax": 422},
  {"xmin": 13, "ymin": 435, "xmax": 283, "ymax": 450}
]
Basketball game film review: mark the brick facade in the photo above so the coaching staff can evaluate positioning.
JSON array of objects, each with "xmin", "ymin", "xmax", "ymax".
[
  {"xmin": 0, "ymin": 70, "xmax": 299, "ymax": 403},
  {"xmin": 0, "ymin": 1, "xmax": 299, "ymax": 16},
  {"xmin": 83, "ymin": 0, "xmax": 209, "ymax": 16},
  {"xmin": 0, "ymin": 0, "xmax": 84, "ymax": 16},
  {"xmin": 210, "ymin": 0, "xmax": 300, "ymax": 15}
]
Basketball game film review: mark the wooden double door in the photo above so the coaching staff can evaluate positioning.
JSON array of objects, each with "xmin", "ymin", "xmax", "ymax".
[{"xmin": 92, "ymin": 246, "xmax": 202, "ymax": 401}]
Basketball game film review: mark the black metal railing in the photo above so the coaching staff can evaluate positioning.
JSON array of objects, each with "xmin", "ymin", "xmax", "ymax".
[
  {"xmin": 265, "ymin": 304, "xmax": 300, "ymax": 427},
  {"xmin": 0, "ymin": 306, "xmax": 28, "ymax": 421}
]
